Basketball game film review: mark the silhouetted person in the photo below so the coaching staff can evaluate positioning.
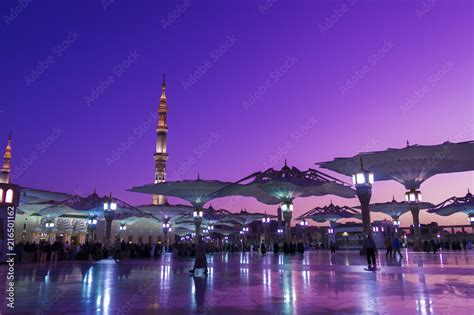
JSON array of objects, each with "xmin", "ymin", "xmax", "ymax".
[
  {"xmin": 189, "ymin": 235, "xmax": 208, "ymax": 275},
  {"xmin": 330, "ymin": 241, "xmax": 336, "ymax": 255},
  {"xmin": 297, "ymin": 242, "xmax": 304, "ymax": 255},
  {"xmin": 260, "ymin": 242, "xmax": 267, "ymax": 255},
  {"xmin": 392, "ymin": 237, "xmax": 403, "ymax": 258},
  {"xmin": 385, "ymin": 238, "xmax": 392, "ymax": 258},
  {"xmin": 282, "ymin": 242, "xmax": 290, "ymax": 254},
  {"xmin": 363, "ymin": 235, "xmax": 377, "ymax": 270},
  {"xmin": 273, "ymin": 242, "xmax": 279, "ymax": 254}
]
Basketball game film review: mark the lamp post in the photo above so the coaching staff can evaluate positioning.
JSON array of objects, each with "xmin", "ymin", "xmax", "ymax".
[
  {"xmin": 405, "ymin": 188, "xmax": 423, "ymax": 251},
  {"xmin": 299, "ymin": 219, "xmax": 308, "ymax": 244},
  {"xmin": 119, "ymin": 223, "xmax": 126, "ymax": 241},
  {"xmin": 281, "ymin": 201, "xmax": 294, "ymax": 243},
  {"xmin": 103, "ymin": 193, "xmax": 117, "ymax": 246},
  {"xmin": 352, "ymin": 157, "xmax": 374, "ymax": 238},
  {"xmin": 45, "ymin": 221, "xmax": 55, "ymax": 242},
  {"xmin": 262, "ymin": 215, "xmax": 271, "ymax": 246},
  {"xmin": 87, "ymin": 216, "xmax": 98, "ymax": 242},
  {"xmin": 327, "ymin": 224, "xmax": 335, "ymax": 249},
  {"xmin": 277, "ymin": 227, "xmax": 284, "ymax": 244},
  {"xmin": 163, "ymin": 220, "xmax": 171, "ymax": 250},
  {"xmin": 193, "ymin": 208, "xmax": 203, "ymax": 236}
]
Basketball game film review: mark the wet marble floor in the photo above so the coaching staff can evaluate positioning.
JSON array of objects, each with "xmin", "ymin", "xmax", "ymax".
[{"xmin": 2, "ymin": 250, "xmax": 474, "ymax": 314}]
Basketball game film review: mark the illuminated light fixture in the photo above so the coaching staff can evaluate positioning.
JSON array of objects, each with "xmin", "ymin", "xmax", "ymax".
[
  {"xmin": 469, "ymin": 216, "xmax": 474, "ymax": 223},
  {"xmin": 193, "ymin": 209, "xmax": 203, "ymax": 218},
  {"xmin": 163, "ymin": 222, "xmax": 170, "ymax": 229},
  {"xmin": 405, "ymin": 189, "xmax": 422, "ymax": 203},
  {"xmin": 5, "ymin": 189, "xmax": 14, "ymax": 204},
  {"xmin": 262, "ymin": 217, "xmax": 271, "ymax": 223},
  {"xmin": 281, "ymin": 202, "xmax": 294, "ymax": 212},
  {"xmin": 393, "ymin": 219, "xmax": 400, "ymax": 226},
  {"xmin": 119, "ymin": 224, "xmax": 127, "ymax": 231},
  {"xmin": 87, "ymin": 218, "xmax": 98, "ymax": 225},
  {"xmin": 277, "ymin": 228, "xmax": 283, "ymax": 234},
  {"xmin": 208, "ymin": 225, "xmax": 214, "ymax": 230},
  {"xmin": 352, "ymin": 157, "xmax": 374, "ymax": 186},
  {"xmin": 437, "ymin": 234, "xmax": 441, "ymax": 238},
  {"xmin": 299, "ymin": 220, "xmax": 308, "ymax": 226},
  {"xmin": 104, "ymin": 194, "xmax": 118, "ymax": 211},
  {"xmin": 342, "ymin": 232, "xmax": 349, "ymax": 237},
  {"xmin": 243, "ymin": 227, "xmax": 249, "ymax": 232},
  {"xmin": 45, "ymin": 222, "xmax": 55, "ymax": 228},
  {"xmin": 372, "ymin": 226, "xmax": 379, "ymax": 232},
  {"xmin": 328, "ymin": 228, "xmax": 334, "ymax": 234}
]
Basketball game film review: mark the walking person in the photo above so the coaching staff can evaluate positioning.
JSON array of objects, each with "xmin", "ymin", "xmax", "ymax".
[
  {"xmin": 385, "ymin": 238, "xmax": 393, "ymax": 258},
  {"xmin": 260, "ymin": 242, "xmax": 267, "ymax": 255},
  {"xmin": 330, "ymin": 241, "xmax": 336, "ymax": 255},
  {"xmin": 392, "ymin": 237, "xmax": 403, "ymax": 258},
  {"xmin": 189, "ymin": 235, "xmax": 208, "ymax": 276},
  {"xmin": 363, "ymin": 235, "xmax": 377, "ymax": 270}
]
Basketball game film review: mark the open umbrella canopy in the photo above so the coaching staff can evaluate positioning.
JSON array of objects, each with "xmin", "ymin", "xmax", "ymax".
[
  {"xmin": 297, "ymin": 202, "xmax": 359, "ymax": 223},
  {"xmin": 136, "ymin": 203, "xmax": 194, "ymax": 223},
  {"xmin": 19, "ymin": 187, "xmax": 73, "ymax": 205},
  {"xmin": 130, "ymin": 178, "xmax": 280, "ymax": 207},
  {"xmin": 356, "ymin": 197, "xmax": 434, "ymax": 219},
  {"xmin": 240, "ymin": 163, "xmax": 355, "ymax": 203},
  {"xmin": 219, "ymin": 209, "xmax": 276, "ymax": 226},
  {"xmin": 38, "ymin": 191, "xmax": 155, "ymax": 221},
  {"xmin": 428, "ymin": 190, "xmax": 474, "ymax": 216},
  {"xmin": 17, "ymin": 187, "xmax": 74, "ymax": 215},
  {"xmin": 318, "ymin": 141, "xmax": 474, "ymax": 190},
  {"xmin": 173, "ymin": 205, "xmax": 233, "ymax": 227}
]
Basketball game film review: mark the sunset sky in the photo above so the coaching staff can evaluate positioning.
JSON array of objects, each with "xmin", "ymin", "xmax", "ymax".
[{"xmin": 1, "ymin": 0, "xmax": 472, "ymax": 226}]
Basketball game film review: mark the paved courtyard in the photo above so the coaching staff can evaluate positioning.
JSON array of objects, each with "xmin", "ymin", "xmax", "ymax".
[{"xmin": 3, "ymin": 250, "xmax": 474, "ymax": 314}]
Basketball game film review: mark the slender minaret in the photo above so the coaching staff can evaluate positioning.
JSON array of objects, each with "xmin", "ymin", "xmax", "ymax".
[
  {"xmin": 1, "ymin": 131, "xmax": 12, "ymax": 184},
  {"xmin": 153, "ymin": 74, "xmax": 169, "ymax": 205}
]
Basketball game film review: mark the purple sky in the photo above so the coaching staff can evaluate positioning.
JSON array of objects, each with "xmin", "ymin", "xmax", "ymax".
[{"xmin": 1, "ymin": 0, "xmax": 473, "ymax": 226}]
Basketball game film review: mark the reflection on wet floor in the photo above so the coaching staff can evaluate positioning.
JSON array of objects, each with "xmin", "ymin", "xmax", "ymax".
[{"xmin": 3, "ymin": 250, "xmax": 474, "ymax": 314}]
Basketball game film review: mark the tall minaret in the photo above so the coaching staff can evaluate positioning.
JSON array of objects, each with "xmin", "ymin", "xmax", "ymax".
[
  {"xmin": 1, "ymin": 131, "xmax": 12, "ymax": 184},
  {"xmin": 153, "ymin": 74, "xmax": 169, "ymax": 205}
]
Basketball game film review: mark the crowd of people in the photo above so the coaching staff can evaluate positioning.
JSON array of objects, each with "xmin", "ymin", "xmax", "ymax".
[{"xmin": 12, "ymin": 236, "xmax": 473, "ymax": 264}]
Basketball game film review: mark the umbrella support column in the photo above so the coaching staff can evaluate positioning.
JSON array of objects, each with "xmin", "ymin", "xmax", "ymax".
[
  {"xmin": 104, "ymin": 214, "xmax": 114, "ymax": 247},
  {"xmin": 410, "ymin": 205, "xmax": 422, "ymax": 251},
  {"xmin": 283, "ymin": 211, "xmax": 292, "ymax": 243},
  {"xmin": 356, "ymin": 186, "xmax": 372, "ymax": 238}
]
